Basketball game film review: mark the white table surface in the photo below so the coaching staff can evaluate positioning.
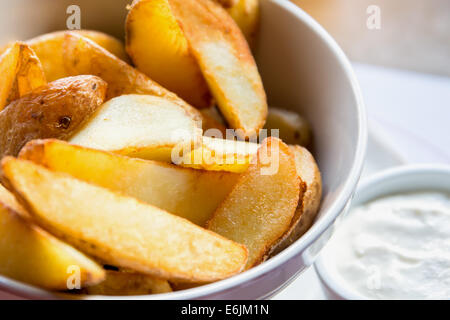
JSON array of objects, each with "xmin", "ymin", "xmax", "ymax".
[{"xmin": 274, "ymin": 63, "xmax": 450, "ymax": 300}]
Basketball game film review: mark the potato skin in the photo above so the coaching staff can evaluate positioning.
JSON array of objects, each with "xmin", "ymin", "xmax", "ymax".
[{"xmin": 0, "ymin": 75, "xmax": 106, "ymax": 157}]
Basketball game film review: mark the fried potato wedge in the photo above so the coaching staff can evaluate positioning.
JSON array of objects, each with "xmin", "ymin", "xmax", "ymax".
[
  {"xmin": 207, "ymin": 138, "xmax": 301, "ymax": 268},
  {"xmin": 25, "ymin": 30, "xmax": 129, "ymax": 82},
  {"xmin": 177, "ymin": 136, "xmax": 259, "ymax": 173},
  {"xmin": 0, "ymin": 75, "xmax": 107, "ymax": 158},
  {"xmin": 126, "ymin": 0, "xmax": 212, "ymax": 108},
  {"xmin": 0, "ymin": 184, "xmax": 104, "ymax": 290},
  {"xmin": 126, "ymin": 0, "xmax": 267, "ymax": 137},
  {"xmin": 84, "ymin": 270, "xmax": 172, "ymax": 296},
  {"xmin": 20, "ymin": 139, "xmax": 239, "ymax": 226},
  {"xmin": 69, "ymin": 94, "xmax": 202, "ymax": 162},
  {"xmin": 2, "ymin": 158, "xmax": 248, "ymax": 282},
  {"xmin": 264, "ymin": 108, "xmax": 312, "ymax": 147},
  {"xmin": 269, "ymin": 145, "xmax": 322, "ymax": 256},
  {"xmin": 169, "ymin": 0, "xmax": 267, "ymax": 137},
  {"xmin": 0, "ymin": 43, "xmax": 20, "ymax": 109},
  {"xmin": 0, "ymin": 42, "xmax": 46, "ymax": 110},
  {"xmin": 225, "ymin": 0, "xmax": 260, "ymax": 46},
  {"xmin": 63, "ymin": 32, "xmax": 202, "ymax": 121}
]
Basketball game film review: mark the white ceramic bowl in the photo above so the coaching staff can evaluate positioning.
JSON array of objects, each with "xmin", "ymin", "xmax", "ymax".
[
  {"xmin": 315, "ymin": 165, "xmax": 450, "ymax": 300},
  {"xmin": 0, "ymin": 0, "xmax": 366, "ymax": 299}
]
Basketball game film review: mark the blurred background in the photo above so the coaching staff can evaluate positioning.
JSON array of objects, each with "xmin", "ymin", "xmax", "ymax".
[
  {"xmin": 292, "ymin": 0, "xmax": 450, "ymax": 77},
  {"xmin": 288, "ymin": 0, "xmax": 450, "ymax": 170}
]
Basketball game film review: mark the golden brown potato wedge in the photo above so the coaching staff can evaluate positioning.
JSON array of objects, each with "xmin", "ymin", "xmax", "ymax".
[
  {"xmin": 0, "ymin": 43, "xmax": 20, "ymax": 109},
  {"xmin": 170, "ymin": 0, "xmax": 267, "ymax": 137},
  {"xmin": 264, "ymin": 108, "xmax": 312, "ymax": 147},
  {"xmin": 126, "ymin": 0, "xmax": 212, "ymax": 108},
  {"xmin": 0, "ymin": 184, "xmax": 104, "ymax": 290},
  {"xmin": 0, "ymin": 75, "xmax": 107, "ymax": 158},
  {"xmin": 20, "ymin": 139, "xmax": 239, "ymax": 226},
  {"xmin": 84, "ymin": 270, "xmax": 172, "ymax": 296},
  {"xmin": 62, "ymin": 32, "xmax": 202, "ymax": 122},
  {"xmin": 25, "ymin": 30, "xmax": 130, "ymax": 82},
  {"xmin": 225, "ymin": 0, "xmax": 260, "ymax": 46},
  {"xmin": 207, "ymin": 138, "xmax": 301, "ymax": 268},
  {"xmin": 177, "ymin": 136, "xmax": 259, "ymax": 173},
  {"xmin": 126, "ymin": 0, "xmax": 267, "ymax": 137},
  {"xmin": 269, "ymin": 145, "xmax": 322, "ymax": 255},
  {"xmin": 2, "ymin": 158, "xmax": 248, "ymax": 283},
  {"xmin": 69, "ymin": 94, "xmax": 202, "ymax": 163},
  {"xmin": 0, "ymin": 42, "xmax": 46, "ymax": 110}
]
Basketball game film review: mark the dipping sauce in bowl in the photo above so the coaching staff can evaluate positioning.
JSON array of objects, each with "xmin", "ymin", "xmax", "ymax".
[
  {"xmin": 315, "ymin": 165, "xmax": 450, "ymax": 300},
  {"xmin": 326, "ymin": 192, "xmax": 450, "ymax": 299}
]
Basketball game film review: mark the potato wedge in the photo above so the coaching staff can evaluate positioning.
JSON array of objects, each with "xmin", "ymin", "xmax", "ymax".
[
  {"xmin": 0, "ymin": 43, "xmax": 20, "ymax": 109},
  {"xmin": 2, "ymin": 158, "xmax": 248, "ymax": 283},
  {"xmin": 25, "ymin": 30, "xmax": 130, "ymax": 82},
  {"xmin": 225, "ymin": 0, "xmax": 260, "ymax": 46},
  {"xmin": 20, "ymin": 139, "xmax": 239, "ymax": 226},
  {"xmin": 126, "ymin": 0, "xmax": 267, "ymax": 137},
  {"xmin": 170, "ymin": 0, "xmax": 267, "ymax": 137},
  {"xmin": 69, "ymin": 94, "xmax": 202, "ymax": 162},
  {"xmin": 0, "ymin": 42, "xmax": 46, "ymax": 110},
  {"xmin": 62, "ymin": 32, "xmax": 202, "ymax": 121},
  {"xmin": 269, "ymin": 145, "xmax": 322, "ymax": 255},
  {"xmin": 126, "ymin": 0, "xmax": 212, "ymax": 108},
  {"xmin": 0, "ymin": 75, "xmax": 107, "ymax": 158},
  {"xmin": 84, "ymin": 270, "xmax": 172, "ymax": 295},
  {"xmin": 207, "ymin": 138, "xmax": 301, "ymax": 268},
  {"xmin": 264, "ymin": 108, "xmax": 312, "ymax": 147},
  {"xmin": 178, "ymin": 136, "xmax": 259, "ymax": 173},
  {"xmin": 0, "ymin": 184, "xmax": 104, "ymax": 290}
]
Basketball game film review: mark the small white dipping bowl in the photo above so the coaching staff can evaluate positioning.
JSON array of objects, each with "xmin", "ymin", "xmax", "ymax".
[{"xmin": 314, "ymin": 165, "xmax": 450, "ymax": 300}]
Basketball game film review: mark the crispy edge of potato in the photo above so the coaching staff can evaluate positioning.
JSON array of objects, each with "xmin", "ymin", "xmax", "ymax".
[
  {"xmin": 168, "ymin": 0, "xmax": 268, "ymax": 137},
  {"xmin": 2, "ymin": 157, "xmax": 248, "ymax": 283},
  {"xmin": 126, "ymin": 0, "xmax": 212, "ymax": 108},
  {"xmin": 206, "ymin": 137, "xmax": 301, "ymax": 268},
  {"xmin": 19, "ymin": 139, "xmax": 240, "ymax": 226},
  {"xmin": 22, "ymin": 30, "xmax": 130, "ymax": 82},
  {"xmin": 62, "ymin": 32, "xmax": 203, "ymax": 124},
  {"xmin": 268, "ymin": 145, "xmax": 322, "ymax": 256},
  {"xmin": 0, "ymin": 75, "xmax": 107, "ymax": 158},
  {"xmin": 0, "ymin": 184, "xmax": 105, "ymax": 290},
  {"xmin": 84, "ymin": 270, "xmax": 172, "ymax": 296}
]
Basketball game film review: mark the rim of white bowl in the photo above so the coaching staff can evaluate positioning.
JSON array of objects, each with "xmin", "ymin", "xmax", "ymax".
[
  {"xmin": 314, "ymin": 164, "xmax": 450, "ymax": 300},
  {"xmin": 0, "ymin": 0, "xmax": 367, "ymax": 300}
]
